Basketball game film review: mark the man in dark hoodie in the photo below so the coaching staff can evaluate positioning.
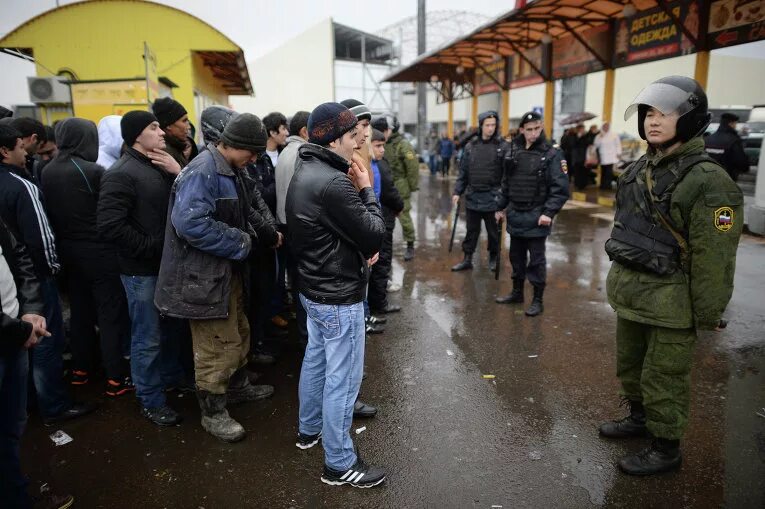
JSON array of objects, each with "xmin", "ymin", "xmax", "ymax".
[
  {"xmin": 0, "ymin": 123, "xmax": 96, "ymax": 426},
  {"xmin": 41, "ymin": 117, "xmax": 133, "ymax": 396},
  {"xmin": 287, "ymin": 102, "xmax": 386, "ymax": 488},
  {"xmin": 495, "ymin": 111, "xmax": 569, "ymax": 316},
  {"xmin": 98, "ymin": 110, "xmax": 190, "ymax": 426},
  {"xmin": 152, "ymin": 97, "xmax": 193, "ymax": 168},
  {"xmin": 451, "ymin": 110, "xmax": 508, "ymax": 273}
]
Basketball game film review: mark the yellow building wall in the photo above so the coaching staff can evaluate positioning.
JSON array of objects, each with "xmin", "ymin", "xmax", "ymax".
[{"xmin": 0, "ymin": 0, "xmax": 240, "ymax": 124}]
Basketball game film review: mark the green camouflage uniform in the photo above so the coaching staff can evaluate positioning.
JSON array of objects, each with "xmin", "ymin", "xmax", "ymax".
[
  {"xmin": 606, "ymin": 137, "xmax": 743, "ymax": 440},
  {"xmin": 386, "ymin": 132, "xmax": 419, "ymax": 243}
]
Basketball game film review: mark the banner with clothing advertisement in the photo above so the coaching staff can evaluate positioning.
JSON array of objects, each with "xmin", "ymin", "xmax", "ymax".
[
  {"xmin": 552, "ymin": 24, "xmax": 611, "ymax": 79},
  {"xmin": 613, "ymin": 1, "xmax": 700, "ymax": 67},
  {"xmin": 707, "ymin": 0, "xmax": 765, "ymax": 48}
]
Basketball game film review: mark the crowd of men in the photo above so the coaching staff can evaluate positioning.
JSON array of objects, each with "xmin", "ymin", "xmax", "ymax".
[
  {"xmin": 0, "ymin": 72, "xmax": 751, "ymax": 506},
  {"xmin": 0, "ymin": 96, "xmax": 420, "ymax": 506}
]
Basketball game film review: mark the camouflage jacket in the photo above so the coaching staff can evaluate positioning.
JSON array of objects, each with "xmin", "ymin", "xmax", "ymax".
[
  {"xmin": 385, "ymin": 133, "xmax": 419, "ymax": 194},
  {"xmin": 606, "ymin": 137, "xmax": 743, "ymax": 330}
]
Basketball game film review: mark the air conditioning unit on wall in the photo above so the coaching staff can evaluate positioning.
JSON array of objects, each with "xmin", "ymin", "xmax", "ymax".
[{"xmin": 27, "ymin": 77, "xmax": 71, "ymax": 104}]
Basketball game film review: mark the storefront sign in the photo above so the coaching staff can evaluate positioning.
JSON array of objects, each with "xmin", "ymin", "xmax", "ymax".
[
  {"xmin": 614, "ymin": 1, "xmax": 699, "ymax": 67},
  {"xmin": 475, "ymin": 59, "xmax": 507, "ymax": 95},
  {"xmin": 509, "ymin": 46, "xmax": 545, "ymax": 89},
  {"xmin": 708, "ymin": 0, "xmax": 765, "ymax": 48},
  {"xmin": 552, "ymin": 24, "xmax": 611, "ymax": 79}
]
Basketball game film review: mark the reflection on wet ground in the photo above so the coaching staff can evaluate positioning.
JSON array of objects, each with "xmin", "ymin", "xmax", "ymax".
[{"xmin": 22, "ymin": 171, "xmax": 765, "ymax": 508}]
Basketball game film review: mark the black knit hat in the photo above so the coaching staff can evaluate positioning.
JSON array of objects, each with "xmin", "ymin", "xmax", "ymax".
[
  {"xmin": 371, "ymin": 128, "xmax": 386, "ymax": 143},
  {"xmin": 121, "ymin": 110, "xmax": 158, "ymax": 147},
  {"xmin": 200, "ymin": 105, "xmax": 235, "ymax": 145},
  {"xmin": 371, "ymin": 116, "xmax": 388, "ymax": 132},
  {"xmin": 519, "ymin": 111, "xmax": 542, "ymax": 128},
  {"xmin": 340, "ymin": 99, "xmax": 371, "ymax": 121},
  {"xmin": 152, "ymin": 97, "xmax": 187, "ymax": 128},
  {"xmin": 0, "ymin": 106, "xmax": 12, "ymax": 119},
  {"xmin": 307, "ymin": 102, "xmax": 358, "ymax": 146},
  {"xmin": 220, "ymin": 113, "xmax": 267, "ymax": 154}
]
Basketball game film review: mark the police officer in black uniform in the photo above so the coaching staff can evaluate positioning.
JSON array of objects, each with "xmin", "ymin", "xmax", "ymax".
[
  {"xmin": 451, "ymin": 111, "xmax": 508, "ymax": 272},
  {"xmin": 704, "ymin": 112, "xmax": 749, "ymax": 181},
  {"xmin": 495, "ymin": 111, "xmax": 569, "ymax": 316}
]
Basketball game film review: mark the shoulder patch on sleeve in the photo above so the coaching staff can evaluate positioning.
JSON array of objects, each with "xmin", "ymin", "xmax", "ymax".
[
  {"xmin": 560, "ymin": 159, "xmax": 568, "ymax": 174},
  {"xmin": 714, "ymin": 206, "xmax": 734, "ymax": 232},
  {"xmin": 405, "ymin": 152, "xmax": 414, "ymax": 160}
]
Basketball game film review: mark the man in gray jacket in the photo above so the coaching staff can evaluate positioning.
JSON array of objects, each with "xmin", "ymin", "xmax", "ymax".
[{"xmin": 275, "ymin": 111, "xmax": 309, "ymax": 226}]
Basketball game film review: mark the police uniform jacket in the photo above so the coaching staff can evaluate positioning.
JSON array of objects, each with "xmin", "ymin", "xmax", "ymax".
[
  {"xmin": 703, "ymin": 124, "xmax": 749, "ymax": 181},
  {"xmin": 453, "ymin": 134, "xmax": 507, "ymax": 212},
  {"xmin": 497, "ymin": 133, "xmax": 569, "ymax": 238}
]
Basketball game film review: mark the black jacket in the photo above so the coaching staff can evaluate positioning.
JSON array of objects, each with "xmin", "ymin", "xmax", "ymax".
[
  {"xmin": 377, "ymin": 158, "xmax": 404, "ymax": 228},
  {"xmin": 454, "ymin": 135, "xmax": 507, "ymax": 212},
  {"xmin": 286, "ymin": 144, "xmax": 385, "ymax": 305},
  {"xmin": 1, "ymin": 218, "xmax": 44, "ymax": 355},
  {"xmin": 97, "ymin": 148, "xmax": 176, "ymax": 276},
  {"xmin": 247, "ymin": 153, "xmax": 277, "ymax": 216},
  {"xmin": 0, "ymin": 163, "xmax": 60, "ymax": 279},
  {"xmin": 41, "ymin": 118, "xmax": 111, "ymax": 250},
  {"xmin": 704, "ymin": 124, "xmax": 749, "ymax": 181}
]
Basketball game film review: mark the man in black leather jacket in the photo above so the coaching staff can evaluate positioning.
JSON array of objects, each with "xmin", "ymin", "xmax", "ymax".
[{"xmin": 286, "ymin": 102, "xmax": 387, "ymax": 488}]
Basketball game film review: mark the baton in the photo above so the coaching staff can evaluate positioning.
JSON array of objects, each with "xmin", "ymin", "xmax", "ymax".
[
  {"xmin": 495, "ymin": 216, "xmax": 504, "ymax": 280},
  {"xmin": 449, "ymin": 198, "xmax": 460, "ymax": 252}
]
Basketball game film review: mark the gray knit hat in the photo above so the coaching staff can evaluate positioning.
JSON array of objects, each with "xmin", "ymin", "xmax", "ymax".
[{"xmin": 219, "ymin": 113, "xmax": 267, "ymax": 153}]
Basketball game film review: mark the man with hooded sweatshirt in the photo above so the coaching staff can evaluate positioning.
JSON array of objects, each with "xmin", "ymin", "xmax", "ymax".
[
  {"xmin": 494, "ymin": 111, "xmax": 569, "ymax": 316},
  {"xmin": 40, "ymin": 117, "xmax": 133, "ymax": 396},
  {"xmin": 599, "ymin": 76, "xmax": 742, "ymax": 476},
  {"xmin": 451, "ymin": 110, "xmax": 508, "ymax": 273},
  {"xmin": 96, "ymin": 115, "xmax": 123, "ymax": 169}
]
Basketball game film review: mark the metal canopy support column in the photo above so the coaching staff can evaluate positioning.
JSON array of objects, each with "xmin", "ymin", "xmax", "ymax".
[
  {"xmin": 471, "ymin": 75, "xmax": 479, "ymax": 127},
  {"xmin": 544, "ymin": 80, "xmax": 554, "ymax": 135},
  {"xmin": 501, "ymin": 88, "xmax": 510, "ymax": 134},
  {"xmin": 603, "ymin": 68, "xmax": 615, "ymax": 124},
  {"xmin": 695, "ymin": 51, "xmax": 710, "ymax": 90}
]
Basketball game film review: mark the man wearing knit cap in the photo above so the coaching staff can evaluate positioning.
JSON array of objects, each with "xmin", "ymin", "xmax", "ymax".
[
  {"xmin": 156, "ymin": 112, "xmax": 279, "ymax": 442},
  {"xmin": 152, "ymin": 97, "xmax": 192, "ymax": 167},
  {"xmin": 98, "ymin": 110, "xmax": 188, "ymax": 427},
  {"xmin": 287, "ymin": 102, "xmax": 387, "ymax": 488}
]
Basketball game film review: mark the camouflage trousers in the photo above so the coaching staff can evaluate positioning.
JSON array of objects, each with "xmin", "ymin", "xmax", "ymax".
[
  {"xmin": 395, "ymin": 179, "xmax": 415, "ymax": 243},
  {"xmin": 189, "ymin": 276, "xmax": 249, "ymax": 394},
  {"xmin": 616, "ymin": 317, "xmax": 697, "ymax": 440}
]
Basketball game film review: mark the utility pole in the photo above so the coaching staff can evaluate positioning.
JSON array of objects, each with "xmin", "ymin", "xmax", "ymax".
[{"xmin": 417, "ymin": 0, "xmax": 427, "ymax": 157}]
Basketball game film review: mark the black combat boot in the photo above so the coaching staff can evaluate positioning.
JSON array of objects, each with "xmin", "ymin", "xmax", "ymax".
[
  {"xmin": 525, "ymin": 285, "xmax": 544, "ymax": 316},
  {"xmin": 599, "ymin": 398, "xmax": 648, "ymax": 438},
  {"xmin": 226, "ymin": 368, "xmax": 274, "ymax": 405},
  {"xmin": 496, "ymin": 279, "xmax": 524, "ymax": 304},
  {"xmin": 404, "ymin": 242, "xmax": 415, "ymax": 261},
  {"xmin": 488, "ymin": 252, "xmax": 498, "ymax": 272},
  {"xmin": 451, "ymin": 253, "xmax": 473, "ymax": 272},
  {"xmin": 197, "ymin": 390, "xmax": 246, "ymax": 443},
  {"xmin": 618, "ymin": 438, "xmax": 682, "ymax": 475}
]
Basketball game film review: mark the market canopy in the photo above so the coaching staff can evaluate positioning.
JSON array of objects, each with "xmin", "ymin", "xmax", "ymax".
[{"xmin": 384, "ymin": 0, "xmax": 765, "ymax": 98}]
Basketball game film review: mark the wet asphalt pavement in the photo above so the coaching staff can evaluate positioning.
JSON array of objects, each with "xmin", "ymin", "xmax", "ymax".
[{"xmin": 21, "ymin": 171, "xmax": 765, "ymax": 508}]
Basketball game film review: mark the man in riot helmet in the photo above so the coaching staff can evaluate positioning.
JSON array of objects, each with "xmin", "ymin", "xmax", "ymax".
[
  {"xmin": 494, "ymin": 111, "xmax": 569, "ymax": 316},
  {"xmin": 600, "ymin": 76, "xmax": 742, "ymax": 476},
  {"xmin": 451, "ymin": 110, "xmax": 507, "ymax": 272}
]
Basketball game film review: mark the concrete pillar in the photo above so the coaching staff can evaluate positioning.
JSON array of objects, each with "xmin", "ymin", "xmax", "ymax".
[{"xmin": 602, "ymin": 68, "xmax": 615, "ymax": 124}]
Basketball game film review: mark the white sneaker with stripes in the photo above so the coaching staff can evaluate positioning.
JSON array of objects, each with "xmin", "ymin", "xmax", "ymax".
[{"xmin": 321, "ymin": 458, "xmax": 386, "ymax": 488}]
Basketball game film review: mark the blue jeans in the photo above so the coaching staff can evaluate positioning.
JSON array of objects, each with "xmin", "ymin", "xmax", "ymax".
[
  {"xmin": 31, "ymin": 277, "xmax": 70, "ymax": 417},
  {"xmin": 121, "ymin": 275, "xmax": 187, "ymax": 410},
  {"xmin": 0, "ymin": 349, "xmax": 32, "ymax": 508},
  {"xmin": 298, "ymin": 295, "xmax": 365, "ymax": 471}
]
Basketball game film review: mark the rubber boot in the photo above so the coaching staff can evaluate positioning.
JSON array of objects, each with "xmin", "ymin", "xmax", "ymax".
[
  {"xmin": 404, "ymin": 242, "xmax": 415, "ymax": 261},
  {"xmin": 197, "ymin": 390, "xmax": 246, "ymax": 443},
  {"xmin": 488, "ymin": 252, "xmax": 498, "ymax": 272},
  {"xmin": 496, "ymin": 279, "xmax": 524, "ymax": 304},
  {"xmin": 451, "ymin": 253, "xmax": 474, "ymax": 272},
  {"xmin": 525, "ymin": 285, "xmax": 544, "ymax": 316},
  {"xmin": 599, "ymin": 399, "xmax": 648, "ymax": 438},
  {"xmin": 226, "ymin": 368, "xmax": 274, "ymax": 405},
  {"xmin": 618, "ymin": 438, "xmax": 682, "ymax": 476}
]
